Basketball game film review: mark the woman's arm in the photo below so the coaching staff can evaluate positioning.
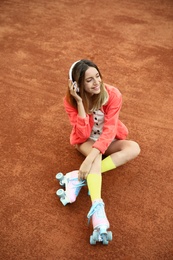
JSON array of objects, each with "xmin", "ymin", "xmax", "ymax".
[
  {"xmin": 77, "ymin": 99, "xmax": 86, "ymax": 118},
  {"xmin": 78, "ymin": 147, "xmax": 101, "ymax": 180},
  {"xmin": 68, "ymin": 79, "xmax": 86, "ymax": 119},
  {"xmin": 64, "ymin": 81, "xmax": 93, "ymax": 143}
]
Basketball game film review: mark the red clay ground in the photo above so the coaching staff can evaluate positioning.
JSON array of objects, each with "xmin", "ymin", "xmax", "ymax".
[{"xmin": 0, "ymin": 0, "xmax": 173, "ymax": 259}]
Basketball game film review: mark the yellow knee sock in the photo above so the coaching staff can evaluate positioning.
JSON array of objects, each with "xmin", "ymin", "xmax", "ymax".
[
  {"xmin": 101, "ymin": 155, "xmax": 116, "ymax": 173},
  {"xmin": 87, "ymin": 173, "xmax": 102, "ymax": 202}
]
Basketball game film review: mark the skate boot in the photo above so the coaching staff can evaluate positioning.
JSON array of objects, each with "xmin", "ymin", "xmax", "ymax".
[
  {"xmin": 56, "ymin": 170, "xmax": 86, "ymax": 206},
  {"xmin": 87, "ymin": 199, "xmax": 112, "ymax": 245}
]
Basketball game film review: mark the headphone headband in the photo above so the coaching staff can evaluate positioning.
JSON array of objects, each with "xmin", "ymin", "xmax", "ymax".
[{"xmin": 69, "ymin": 60, "xmax": 81, "ymax": 81}]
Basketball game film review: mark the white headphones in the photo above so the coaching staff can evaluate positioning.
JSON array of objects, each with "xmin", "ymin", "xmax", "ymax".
[{"xmin": 69, "ymin": 60, "xmax": 81, "ymax": 92}]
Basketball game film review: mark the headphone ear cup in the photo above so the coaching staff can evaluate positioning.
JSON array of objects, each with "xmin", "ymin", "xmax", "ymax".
[
  {"xmin": 73, "ymin": 81, "xmax": 77, "ymax": 88},
  {"xmin": 73, "ymin": 81, "xmax": 80, "ymax": 92}
]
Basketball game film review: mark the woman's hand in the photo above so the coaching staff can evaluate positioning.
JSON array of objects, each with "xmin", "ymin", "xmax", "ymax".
[
  {"xmin": 68, "ymin": 80, "xmax": 82, "ymax": 103},
  {"xmin": 78, "ymin": 159, "xmax": 92, "ymax": 180},
  {"xmin": 78, "ymin": 148, "xmax": 101, "ymax": 180}
]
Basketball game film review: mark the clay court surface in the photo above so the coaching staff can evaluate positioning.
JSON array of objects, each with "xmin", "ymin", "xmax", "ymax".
[{"xmin": 0, "ymin": 0, "xmax": 173, "ymax": 259}]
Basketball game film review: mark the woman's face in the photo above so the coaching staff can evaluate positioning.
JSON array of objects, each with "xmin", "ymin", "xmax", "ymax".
[{"xmin": 84, "ymin": 67, "xmax": 101, "ymax": 95}]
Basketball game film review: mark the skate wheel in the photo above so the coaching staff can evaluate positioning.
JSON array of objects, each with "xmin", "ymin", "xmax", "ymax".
[
  {"xmin": 56, "ymin": 189, "xmax": 69, "ymax": 206},
  {"xmin": 56, "ymin": 189, "xmax": 65, "ymax": 198},
  {"xmin": 103, "ymin": 240, "xmax": 108, "ymax": 245},
  {"xmin": 90, "ymin": 235, "xmax": 96, "ymax": 245},
  {"xmin": 56, "ymin": 172, "xmax": 63, "ymax": 180},
  {"xmin": 56, "ymin": 172, "xmax": 65, "ymax": 186},
  {"xmin": 107, "ymin": 231, "xmax": 113, "ymax": 241},
  {"xmin": 92, "ymin": 230, "xmax": 98, "ymax": 240},
  {"xmin": 102, "ymin": 234, "xmax": 109, "ymax": 245},
  {"xmin": 60, "ymin": 197, "xmax": 69, "ymax": 206}
]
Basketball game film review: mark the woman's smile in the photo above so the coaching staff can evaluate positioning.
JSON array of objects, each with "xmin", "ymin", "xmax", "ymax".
[
  {"xmin": 84, "ymin": 67, "xmax": 101, "ymax": 94},
  {"xmin": 92, "ymin": 85, "xmax": 100, "ymax": 91}
]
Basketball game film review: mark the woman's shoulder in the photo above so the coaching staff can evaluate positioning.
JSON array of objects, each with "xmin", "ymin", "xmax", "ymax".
[
  {"xmin": 104, "ymin": 83, "xmax": 122, "ymax": 98},
  {"xmin": 63, "ymin": 96, "xmax": 69, "ymax": 107},
  {"xmin": 63, "ymin": 96, "xmax": 76, "ymax": 111}
]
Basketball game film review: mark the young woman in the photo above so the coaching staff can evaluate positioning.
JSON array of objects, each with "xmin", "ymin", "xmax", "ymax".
[{"xmin": 62, "ymin": 59, "xmax": 140, "ymax": 244}]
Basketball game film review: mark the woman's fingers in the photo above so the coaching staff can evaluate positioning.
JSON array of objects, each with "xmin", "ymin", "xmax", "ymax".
[
  {"xmin": 78, "ymin": 171, "xmax": 88, "ymax": 181},
  {"xmin": 68, "ymin": 80, "xmax": 78, "ymax": 96}
]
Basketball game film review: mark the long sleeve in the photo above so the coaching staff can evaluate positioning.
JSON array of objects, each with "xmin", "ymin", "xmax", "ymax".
[{"xmin": 63, "ymin": 98, "xmax": 93, "ymax": 144}]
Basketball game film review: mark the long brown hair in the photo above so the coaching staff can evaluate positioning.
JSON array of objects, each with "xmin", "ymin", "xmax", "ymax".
[{"xmin": 65, "ymin": 59, "xmax": 108, "ymax": 114}]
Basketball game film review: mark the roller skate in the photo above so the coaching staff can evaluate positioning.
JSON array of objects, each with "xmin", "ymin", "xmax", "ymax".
[
  {"xmin": 87, "ymin": 199, "xmax": 112, "ymax": 245},
  {"xmin": 56, "ymin": 170, "xmax": 86, "ymax": 206}
]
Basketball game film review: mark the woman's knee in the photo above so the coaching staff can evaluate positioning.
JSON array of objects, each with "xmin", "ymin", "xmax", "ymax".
[
  {"xmin": 75, "ymin": 144, "xmax": 81, "ymax": 151},
  {"xmin": 75, "ymin": 139, "xmax": 94, "ymax": 156},
  {"xmin": 75, "ymin": 143, "xmax": 87, "ymax": 156},
  {"xmin": 129, "ymin": 140, "xmax": 141, "ymax": 159}
]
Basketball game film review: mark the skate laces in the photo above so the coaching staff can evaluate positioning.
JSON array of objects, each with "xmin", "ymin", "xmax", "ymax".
[
  {"xmin": 87, "ymin": 201, "xmax": 104, "ymax": 224},
  {"xmin": 67, "ymin": 177, "xmax": 86, "ymax": 196}
]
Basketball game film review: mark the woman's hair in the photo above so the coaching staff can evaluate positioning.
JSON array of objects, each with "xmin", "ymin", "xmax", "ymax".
[{"xmin": 66, "ymin": 59, "xmax": 108, "ymax": 114}]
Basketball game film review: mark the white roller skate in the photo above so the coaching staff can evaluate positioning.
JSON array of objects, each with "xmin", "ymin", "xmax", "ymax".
[
  {"xmin": 56, "ymin": 170, "xmax": 86, "ymax": 206},
  {"xmin": 87, "ymin": 199, "xmax": 112, "ymax": 245}
]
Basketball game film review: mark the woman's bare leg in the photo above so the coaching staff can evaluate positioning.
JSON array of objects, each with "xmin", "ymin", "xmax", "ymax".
[
  {"xmin": 104, "ymin": 140, "xmax": 140, "ymax": 167},
  {"xmin": 89, "ymin": 152, "xmax": 102, "ymax": 173},
  {"xmin": 76, "ymin": 139, "xmax": 94, "ymax": 157},
  {"xmin": 76, "ymin": 139, "xmax": 140, "ymax": 168}
]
